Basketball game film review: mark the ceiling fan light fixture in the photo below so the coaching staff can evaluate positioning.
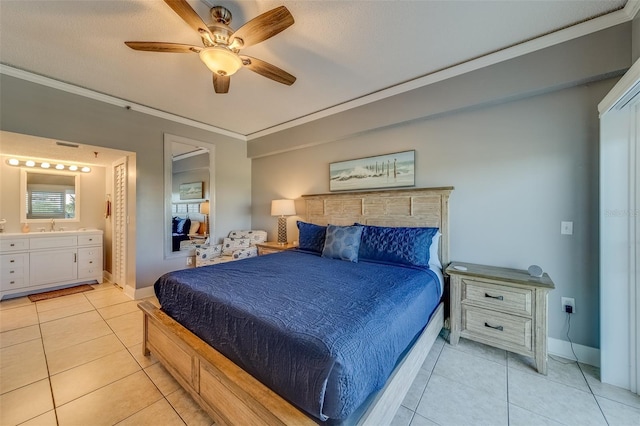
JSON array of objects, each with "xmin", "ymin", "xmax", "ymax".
[{"xmin": 199, "ymin": 46, "xmax": 243, "ymax": 76}]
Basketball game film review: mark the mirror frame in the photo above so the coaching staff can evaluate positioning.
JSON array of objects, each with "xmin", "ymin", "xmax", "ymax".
[
  {"xmin": 20, "ymin": 168, "xmax": 81, "ymax": 224},
  {"xmin": 163, "ymin": 133, "xmax": 216, "ymax": 260}
]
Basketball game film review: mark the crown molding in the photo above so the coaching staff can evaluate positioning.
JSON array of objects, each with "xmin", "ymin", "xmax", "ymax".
[
  {"xmin": 598, "ymin": 56, "xmax": 640, "ymax": 115},
  {"xmin": 0, "ymin": 64, "xmax": 247, "ymax": 142},
  {"xmin": 624, "ymin": 0, "xmax": 640, "ymax": 19},
  {"xmin": 247, "ymin": 4, "xmax": 635, "ymax": 140}
]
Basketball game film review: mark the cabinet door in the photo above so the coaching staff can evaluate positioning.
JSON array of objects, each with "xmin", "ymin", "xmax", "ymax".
[{"xmin": 30, "ymin": 249, "xmax": 77, "ymax": 285}]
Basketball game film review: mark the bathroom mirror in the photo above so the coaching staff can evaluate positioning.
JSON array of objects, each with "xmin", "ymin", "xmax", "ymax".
[{"xmin": 20, "ymin": 169, "xmax": 80, "ymax": 223}]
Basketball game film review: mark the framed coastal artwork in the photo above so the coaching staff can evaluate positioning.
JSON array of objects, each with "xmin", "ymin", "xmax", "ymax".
[
  {"xmin": 179, "ymin": 181, "xmax": 203, "ymax": 200},
  {"xmin": 329, "ymin": 150, "xmax": 415, "ymax": 191}
]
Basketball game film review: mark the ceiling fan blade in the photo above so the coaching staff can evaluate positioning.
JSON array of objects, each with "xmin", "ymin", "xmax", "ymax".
[
  {"xmin": 125, "ymin": 42, "xmax": 201, "ymax": 53},
  {"xmin": 163, "ymin": 0, "xmax": 213, "ymax": 41},
  {"xmin": 230, "ymin": 6, "xmax": 294, "ymax": 49},
  {"xmin": 213, "ymin": 74, "xmax": 230, "ymax": 94},
  {"xmin": 240, "ymin": 56, "xmax": 296, "ymax": 86}
]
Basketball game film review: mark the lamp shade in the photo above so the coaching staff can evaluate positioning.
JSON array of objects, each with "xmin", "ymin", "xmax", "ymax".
[
  {"xmin": 271, "ymin": 199, "xmax": 296, "ymax": 216},
  {"xmin": 200, "ymin": 201, "xmax": 210, "ymax": 215},
  {"xmin": 199, "ymin": 47, "xmax": 243, "ymax": 76}
]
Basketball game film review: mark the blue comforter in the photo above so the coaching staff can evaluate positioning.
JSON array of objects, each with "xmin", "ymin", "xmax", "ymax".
[{"xmin": 154, "ymin": 250, "xmax": 440, "ymax": 421}]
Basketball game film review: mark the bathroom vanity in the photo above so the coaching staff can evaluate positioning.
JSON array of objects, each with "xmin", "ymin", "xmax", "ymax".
[{"xmin": 0, "ymin": 230, "xmax": 103, "ymax": 300}]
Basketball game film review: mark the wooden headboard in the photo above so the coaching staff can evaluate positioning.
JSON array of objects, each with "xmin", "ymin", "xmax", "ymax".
[{"xmin": 302, "ymin": 187, "xmax": 453, "ymax": 266}]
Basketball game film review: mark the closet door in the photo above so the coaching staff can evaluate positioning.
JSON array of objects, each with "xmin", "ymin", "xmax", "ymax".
[
  {"xmin": 599, "ymin": 58, "xmax": 640, "ymax": 394},
  {"xmin": 112, "ymin": 158, "xmax": 127, "ymax": 288}
]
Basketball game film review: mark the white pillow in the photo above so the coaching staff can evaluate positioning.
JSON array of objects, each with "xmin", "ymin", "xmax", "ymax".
[
  {"xmin": 189, "ymin": 221, "xmax": 201, "ymax": 235},
  {"xmin": 429, "ymin": 231, "xmax": 442, "ymax": 270}
]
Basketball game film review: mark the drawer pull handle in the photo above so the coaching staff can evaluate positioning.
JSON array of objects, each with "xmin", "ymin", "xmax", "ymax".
[
  {"xmin": 10, "ymin": 270, "xmax": 14, "ymax": 274},
  {"xmin": 485, "ymin": 293, "xmax": 504, "ymax": 301},
  {"xmin": 10, "ymin": 243, "xmax": 15, "ymax": 247},
  {"xmin": 10, "ymin": 259, "xmax": 15, "ymax": 263},
  {"xmin": 10, "ymin": 281, "xmax": 15, "ymax": 284},
  {"xmin": 484, "ymin": 322, "xmax": 504, "ymax": 331}
]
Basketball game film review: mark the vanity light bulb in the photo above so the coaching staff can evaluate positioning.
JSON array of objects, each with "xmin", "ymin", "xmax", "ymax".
[
  {"xmin": 8, "ymin": 158, "xmax": 19, "ymax": 166},
  {"xmin": 55, "ymin": 164, "xmax": 64, "ymax": 170},
  {"xmin": 69, "ymin": 165, "xmax": 78, "ymax": 171},
  {"xmin": 25, "ymin": 160, "xmax": 35, "ymax": 167},
  {"xmin": 81, "ymin": 166, "xmax": 91, "ymax": 173},
  {"xmin": 41, "ymin": 162, "xmax": 50, "ymax": 169}
]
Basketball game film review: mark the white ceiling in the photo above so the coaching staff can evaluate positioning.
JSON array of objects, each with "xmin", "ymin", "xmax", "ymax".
[{"xmin": 0, "ymin": 0, "xmax": 631, "ymax": 140}]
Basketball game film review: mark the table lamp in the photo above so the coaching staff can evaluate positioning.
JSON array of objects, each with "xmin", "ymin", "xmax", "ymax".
[
  {"xmin": 200, "ymin": 201, "xmax": 210, "ymax": 237},
  {"xmin": 271, "ymin": 199, "xmax": 296, "ymax": 244}
]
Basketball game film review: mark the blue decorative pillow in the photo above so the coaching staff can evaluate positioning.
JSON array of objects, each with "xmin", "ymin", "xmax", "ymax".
[
  {"xmin": 176, "ymin": 218, "xmax": 191, "ymax": 235},
  {"xmin": 297, "ymin": 221, "xmax": 326, "ymax": 253},
  {"xmin": 357, "ymin": 224, "xmax": 439, "ymax": 268},
  {"xmin": 321, "ymin": 225, "xmax": 363, "ymax": 263}
]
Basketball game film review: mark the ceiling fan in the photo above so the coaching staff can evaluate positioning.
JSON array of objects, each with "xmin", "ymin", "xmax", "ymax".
[{"xmin": 125, "ymin": 0, "xmax": 296, "ymax": 94}]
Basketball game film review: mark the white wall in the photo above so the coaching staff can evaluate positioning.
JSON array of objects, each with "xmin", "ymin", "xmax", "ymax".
[{"xmin": 252, "ymin": 79, "xmax": 616, "ymax": 350}]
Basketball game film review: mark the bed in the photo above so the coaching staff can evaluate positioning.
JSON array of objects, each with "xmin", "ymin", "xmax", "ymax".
[{"xmin": 140, "ymin": 187, "xmax": 453, "ymax": 425}]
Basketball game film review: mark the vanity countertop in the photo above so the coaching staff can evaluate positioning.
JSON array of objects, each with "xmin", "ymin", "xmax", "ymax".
[{"xmin": 0, "ymin": 229, "xmax": 103, "ymax": 238}]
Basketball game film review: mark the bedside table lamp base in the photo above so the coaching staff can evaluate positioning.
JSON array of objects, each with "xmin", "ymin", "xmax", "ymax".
[
  {"xmin": 277, "ymin": 216, "xmax": 287, "ymax": 245},
  {"xmin": 271, "ymin": 199, "xmax": 296, "ymax": 245}
]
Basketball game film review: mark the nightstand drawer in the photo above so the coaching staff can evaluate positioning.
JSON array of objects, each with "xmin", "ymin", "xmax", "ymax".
[
  {"xmin": 463, "ymin": 279, "xmax": 532, "ymax": 316},
  {"xmin": 462, "ymin": 305, "xmax": 532, "ymax": 352}
]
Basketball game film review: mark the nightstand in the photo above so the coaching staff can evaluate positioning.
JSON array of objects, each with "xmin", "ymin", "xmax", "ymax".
[
  {"xmin": 255, "ymin": 242, "xmax": 297, "ymax": 255},
  {"xmin": 446, "ymin": 262, "xmax": 555, "ymax": 374}
]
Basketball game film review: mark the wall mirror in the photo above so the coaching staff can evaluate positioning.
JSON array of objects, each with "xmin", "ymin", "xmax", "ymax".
[
  {"xmin": 164, "ymin": 134, "xmax": 215, "ymax": 259},
  {"xmin": 20, "ymin": 169, "xmax": 80, "ymax": 223}
]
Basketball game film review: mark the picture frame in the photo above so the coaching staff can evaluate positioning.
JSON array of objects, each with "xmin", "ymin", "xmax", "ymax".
[
  {"xmin": 329, "ymin": 150, "xmax": 415, "ymax": 191},
  {"xmin": 179, "ymin": 181, "xmax": 203, "ymax": 200}
]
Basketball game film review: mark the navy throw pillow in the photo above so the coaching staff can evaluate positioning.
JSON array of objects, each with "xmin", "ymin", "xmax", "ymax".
[
  {"xmin": 297, "ymin": 221, "xmax": 327, "ymax": 253},
  {"xmin": 321, "ymin": 225, "xmax": 363, "ymax": 263},
  {"xmin": 357, "ymin": 224, "xmax": 439, "ymax": 268},
  {"xmin": 176, "ymin": 218, "xmax": 191, "ymax": 235}
]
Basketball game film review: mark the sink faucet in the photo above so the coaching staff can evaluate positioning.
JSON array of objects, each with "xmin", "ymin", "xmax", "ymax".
[{"xmin": 50, "ymin": 218, "xmax": 55, "ymax": 232}]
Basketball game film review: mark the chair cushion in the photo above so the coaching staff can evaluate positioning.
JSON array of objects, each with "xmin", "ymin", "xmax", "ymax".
[{"xmin": 228, "ymin": 230, "xmax": 267, "ymax": 246}]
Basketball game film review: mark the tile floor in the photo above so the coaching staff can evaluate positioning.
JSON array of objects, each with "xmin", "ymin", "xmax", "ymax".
[{"xmin": 1, "ymin": 282, "xmax": 639, "ymax": 426}]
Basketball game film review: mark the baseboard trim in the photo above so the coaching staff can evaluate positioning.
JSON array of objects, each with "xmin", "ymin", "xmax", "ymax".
[
  {"xmin": 131, "ymin": 285, "xmax": 156, "ymax": 300},
  {"xmin": 548, "ymin": 337, "xmax": 600, "ymax": 367}
]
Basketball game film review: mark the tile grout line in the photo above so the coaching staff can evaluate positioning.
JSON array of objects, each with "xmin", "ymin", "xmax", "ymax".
[
  {"xmin": 95, "ymin": 290, "xmax": 190, "ymax": 425},
  {"xmin": 505, "ymin": 353, "xmax": 510, "ymax": 425},
  {"xmin": 411, "ymin": 339, "xmax": 446, "ymax": 425},
  {"xmin": 34, "ymin": 297, "xmax": 61, "ymax": 426}
]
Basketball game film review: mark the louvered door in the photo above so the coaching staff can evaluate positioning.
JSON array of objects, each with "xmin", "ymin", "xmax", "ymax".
[{"xmin": 112, "ymin": 158, "xmax": 127, "ymax": 288}]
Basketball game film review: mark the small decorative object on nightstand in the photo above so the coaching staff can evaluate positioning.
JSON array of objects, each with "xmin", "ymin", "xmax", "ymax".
[
  {"xmin": 446, "ymin": 262, "xmax": 555, "ymax": 374},
  {"xmin": 256, "ymin": 241, "xmax": 297, "ymax": 256}
]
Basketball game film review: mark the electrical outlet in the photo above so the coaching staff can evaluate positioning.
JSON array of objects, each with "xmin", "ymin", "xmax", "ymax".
[
  {"xmin": 186, "ymin": 257, "xmax": 193, "ymax": 266},
  {"xmin": 561, "ymin": 297, "xmax": 575, "ymax": 313},
  {"xmin": 561, "ymin": 221, "xmax": 573, "ymax": 235}
]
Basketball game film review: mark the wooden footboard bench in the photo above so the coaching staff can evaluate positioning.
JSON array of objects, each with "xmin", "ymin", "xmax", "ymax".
[{"xmin": 139, "ymin": 300, "xmax": 444, "ymax": 426}]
